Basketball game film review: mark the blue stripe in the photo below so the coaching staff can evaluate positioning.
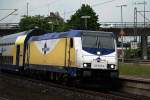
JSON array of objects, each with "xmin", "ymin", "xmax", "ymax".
[
  {"xmin": 83, "ymin": 47, "xmax": 115, "ymax": 55},
  {"xmin": 26, "ymin": 64, "xmax": 77, "ymax": 76}
]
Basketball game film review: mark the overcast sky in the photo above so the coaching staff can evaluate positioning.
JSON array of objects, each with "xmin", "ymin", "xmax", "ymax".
[{"xmin": 0, "ymin": 0, "xmax": 150, "ymax": 23}]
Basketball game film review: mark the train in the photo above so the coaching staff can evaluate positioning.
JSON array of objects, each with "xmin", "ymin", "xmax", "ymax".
[{"xmin": 0, "ymin": 29, "xmax": 118, "ymax": 81}]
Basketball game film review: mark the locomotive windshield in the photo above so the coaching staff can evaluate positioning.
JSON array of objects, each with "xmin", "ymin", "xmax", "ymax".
[{"xmin": 81, "ymin": 32, "xmax": 115, "ymax": 55}]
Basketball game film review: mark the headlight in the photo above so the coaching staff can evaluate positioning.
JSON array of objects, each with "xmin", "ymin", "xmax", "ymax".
[
  {"xmin": 83, "ymin": 63, "xmax": 87, "ymax": 67},
  {"xmin": 97, "ymin": 51, "xmax": 101, "ymax": 55},
  {"xmin": 110, "ymin": 65, "xmax": 115, "ymax": 69}
]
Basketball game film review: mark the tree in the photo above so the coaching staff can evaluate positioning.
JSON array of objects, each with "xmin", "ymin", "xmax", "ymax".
[
  {"xmin": 45, "ymin": 12, "xmax": 65, "ymax": 32},
  {"xmin": 19, "ymin": 12, "xmax": 65, "ymax": 32},
  {"xmin": 67, "ymin": 4, "xmax": 100, "ymax": 30},
  {"xmin": 19, "ymin": 15, "xmax": 51, "ymax": 31}
]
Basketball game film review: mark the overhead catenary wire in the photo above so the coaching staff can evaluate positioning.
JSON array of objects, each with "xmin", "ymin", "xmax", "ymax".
[
  {"xmin": 0, "ymin": 9, "xmax": 17, "ymax": 10},
  {"xmin": 0, "ymin": 0, "xmax": 123, "ymax": 22},
  {"xmin": 61, "ymin": 0, "xmax": 120, "ymax": 16},
  {"xmin": 0, "ymin": 9, "xmax": 18, "ymax": 22},
  {"xmin": 92, "ymin": 0, "xmax": 119, "ymax": 7},
  {"xmin": 0, "ymin": 0, "xmax": 62, "ymax": 22},
  {"xmin": 30, "ymin": 0, "xmax": 63, "ymax": 12},
  {"xmin": 138, "ymin": 11, "xmax": 150, "ymax": 22},
  {"xmin": 28, "ymin": 0, "xmax": 120, "ymax": 16}
]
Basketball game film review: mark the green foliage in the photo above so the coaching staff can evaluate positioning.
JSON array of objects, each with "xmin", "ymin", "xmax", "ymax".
[
  {"xmin": 67, "ymin": 4, "xmax": 100, "ymax": 30},
  {"xmin": 57, "ymin": 23, "xmax": 70, "ymax": 32},
  {"xmin": 19, "ymin": 15, "xmax": 51, "ymax": 31},
  {"xmin": 19, "ymin": 13, "xmax": 65, "ymax": 32},
  {"xmin": 124, "ymin": 48, "xmax": 141, "ymax": 58},
  {"xmin": 19, "ymin": 5, "xmax": 100, "ymax": 32}
]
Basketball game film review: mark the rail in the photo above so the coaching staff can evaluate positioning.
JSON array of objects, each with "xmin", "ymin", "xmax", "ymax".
[
  {"xmin": 100, "ymin": 22, "xmax": 150, "ymax": 28},
  {"xmin": 0, "ymin": 72, "xmax": 139, "ymax": 100},
  {"xmin": 119, "ymin": 76, "xmax": 150, "ymax": 97}
]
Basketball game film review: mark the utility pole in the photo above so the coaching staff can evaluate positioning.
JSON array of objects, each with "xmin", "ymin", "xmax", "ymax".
[
  {"xmin": 27, "ymin": 2, "xmax": 29, "ymax": 16},
  {"xmin": 81, "ymin": 16, "xmax": 91, "ymax": 29},
  {"xmin": 116, "ymin": 4, "xmax": 127, "ymax": 63},
  {"xmin": 48, "ymin": 22, "xmax": 53, "ymax": 32},
  {"xmin": 143, "ymin": 1, "xmax": 147, "ymax": 60},
  {"xmin": 144, "ymin": 0, "xmax": 146, "ymax": 28},
  {"xmin": 149, "ymin": 0, "xmax": 150, "ymax": 10},
  {"xmin": 134, "ymin": 7, "xmax": 137, "ymax": 41},
  {"xmin": 134, "ymin": 1, "xmax": 147, "ymax": 60},
  {"xmin": 134, "ymin": 1, "xmax": 146, "ymax": 26}
]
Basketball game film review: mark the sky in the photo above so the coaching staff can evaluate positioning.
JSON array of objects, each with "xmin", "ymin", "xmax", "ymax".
[{"xmin": 0, "ymin": 0, "xmax": 150, "ymax": 23}]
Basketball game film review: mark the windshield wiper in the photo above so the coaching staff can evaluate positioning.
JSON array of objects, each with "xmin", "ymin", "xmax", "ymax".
[
  {"xmin": 96, "ymin": 36, "xmax": 99, "ymax": 48},
  {"xmin": 97, "ymin": 36, "xmax": 102, "ymax": 49}
]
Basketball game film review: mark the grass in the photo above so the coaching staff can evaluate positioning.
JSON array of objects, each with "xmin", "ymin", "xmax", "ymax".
[{"xmin": 119, "ymin": 63, "xmax": 150, "ymax": 77}]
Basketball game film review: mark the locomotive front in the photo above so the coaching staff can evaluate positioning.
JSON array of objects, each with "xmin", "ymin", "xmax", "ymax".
[{"xmin": 76, "ymin": 31, "xmax": 118, "ymax": 79}]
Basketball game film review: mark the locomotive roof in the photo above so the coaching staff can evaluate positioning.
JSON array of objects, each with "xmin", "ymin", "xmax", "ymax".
[
  {"xmin": 0, "ymin": 31, "xmax": 28, "ymax": 45},
  {"xmin": 0, "ymin": 29, "xmax": 114, "ymax": 44},
  {"xmin": 0, "ymin": 29, "xmax": 46, "ymax": 45},
  {"xmin": 30, "ymin": 30, "xmax": 114, "ymax": 41}
]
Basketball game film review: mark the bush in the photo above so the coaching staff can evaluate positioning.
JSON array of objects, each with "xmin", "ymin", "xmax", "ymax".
[{"xmin": 124, "ymin": 48, "xmax": 141, "ymax": 59}]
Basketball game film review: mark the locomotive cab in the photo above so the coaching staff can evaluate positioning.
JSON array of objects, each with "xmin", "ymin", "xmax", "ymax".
[{"xmin": 75, "ymin": 31, "xmax": 118, "ymax": 79}]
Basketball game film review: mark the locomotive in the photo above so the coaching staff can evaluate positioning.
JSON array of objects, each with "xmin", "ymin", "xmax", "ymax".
[{"xmin": 0, "ymin": 29, "xmax": 118, "ymax": 80}]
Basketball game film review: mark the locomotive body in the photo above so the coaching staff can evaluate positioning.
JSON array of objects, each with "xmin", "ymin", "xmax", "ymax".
[
  {"xmin": 0, "ymin": 30, "xmax": 118, "ymax": 79},
  {"xmin": 0, "ymin": 31, "xmax": 27, "ymax": 70}
]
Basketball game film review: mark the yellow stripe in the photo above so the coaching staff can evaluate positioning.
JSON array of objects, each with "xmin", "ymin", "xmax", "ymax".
[{"xmin": 15, "ymin": 35, "xmax": 27, "ymax": 45}]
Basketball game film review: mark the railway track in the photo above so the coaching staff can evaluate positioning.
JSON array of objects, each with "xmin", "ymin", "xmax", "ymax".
[
  {"xmin": 0, "ymin": 71, "xmax": 149, "ymax": 100},
  {"xmin": 0, "ymin": 97, "xmax": 9, "ymax": 100},
  {"xmin": 119, "ymin": 76, "xmax": 150, "ymax": 98}
]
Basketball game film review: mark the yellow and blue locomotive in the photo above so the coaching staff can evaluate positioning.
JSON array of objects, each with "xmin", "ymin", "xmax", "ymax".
[{"xmin": 0, "ymin": 29, "xmax": 118, "ymax": 79}]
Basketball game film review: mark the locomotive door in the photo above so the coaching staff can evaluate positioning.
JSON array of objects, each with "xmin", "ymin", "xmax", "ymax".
[
  {"xmin": 16, "ymin": 44, "xmax": 24, "ymax": 66},
  {"xmin": 68, "ymin": 38, "xmax": 76, "ymax": 67},
  {"xmin": 15, "ymin": 35, "xmax": 27, "ymax": 67}
]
